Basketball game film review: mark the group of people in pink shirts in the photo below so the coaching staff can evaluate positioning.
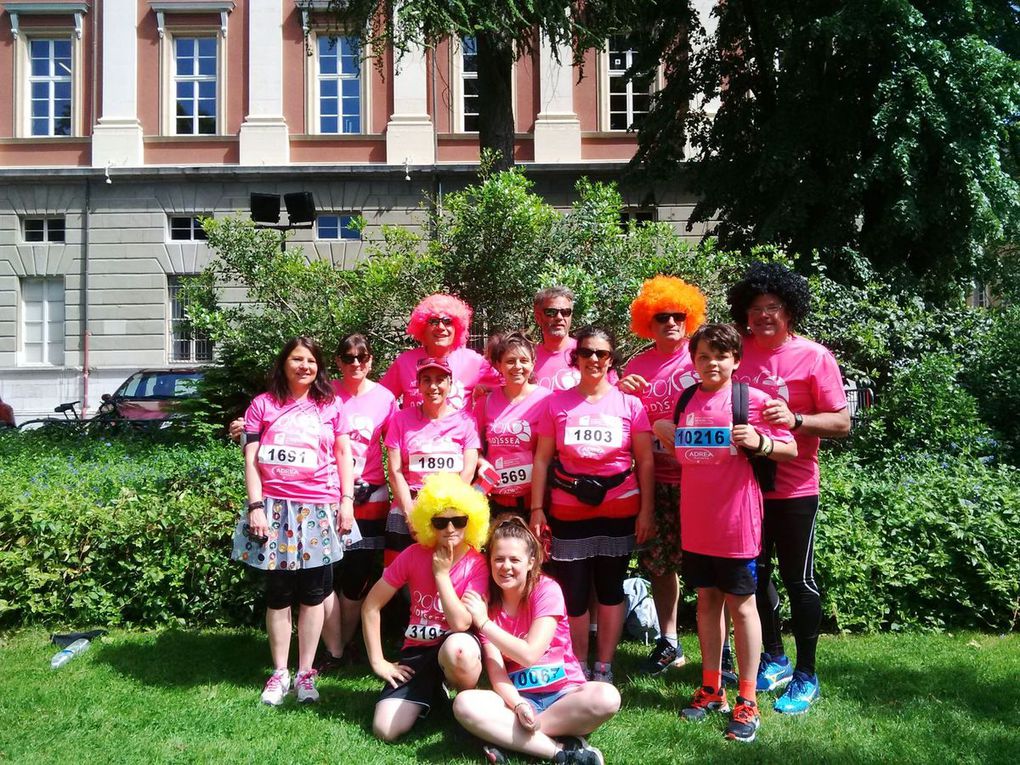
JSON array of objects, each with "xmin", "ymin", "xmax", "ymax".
[{"xmin": 230, "ymin": 261, "xmax": 850, "ymax": 759}]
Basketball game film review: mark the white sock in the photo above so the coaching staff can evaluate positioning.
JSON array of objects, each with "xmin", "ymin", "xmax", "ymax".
[{"xmin": 663, "ymin": 633, "xmax": 678, "ymax": 648}]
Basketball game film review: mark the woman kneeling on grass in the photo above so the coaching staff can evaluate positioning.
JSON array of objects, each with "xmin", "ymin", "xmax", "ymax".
[
  {"xmin": 362, "ymin": 472, "xmax": 490, "ymax": 742},
  {"xmin": 454, "ymin": 518, "xmax": 619, "ymax": 765}
]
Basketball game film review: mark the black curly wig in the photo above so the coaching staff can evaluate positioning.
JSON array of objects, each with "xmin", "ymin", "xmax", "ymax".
[{"xmin": 727, "ymin": 261, "xmax": 811, "ymax": 332}]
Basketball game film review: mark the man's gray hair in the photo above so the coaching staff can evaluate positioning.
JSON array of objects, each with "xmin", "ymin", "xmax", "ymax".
[{"xmin": 533, "ymin": 286, "xmax": 575, "ymax": 309}]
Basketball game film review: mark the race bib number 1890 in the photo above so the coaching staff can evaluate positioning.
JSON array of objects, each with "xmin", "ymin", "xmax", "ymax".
[{"xmin": 409, "ymin": 452, "xmax": 465, "ymax": 474}]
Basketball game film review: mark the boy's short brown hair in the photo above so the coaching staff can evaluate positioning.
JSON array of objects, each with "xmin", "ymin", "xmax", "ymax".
[{"xmin": 688, "ymin": 323, "xmax": 743, "ymax": 360}]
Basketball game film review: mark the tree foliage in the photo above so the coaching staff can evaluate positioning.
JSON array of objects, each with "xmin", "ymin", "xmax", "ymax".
[
  {"xmin": 323, "ymin": 0, "xmax": 612, "ymax": 168},
  {"xmin": 619, "ymin": 0, "xmax": 1020, "ymax": 298}
]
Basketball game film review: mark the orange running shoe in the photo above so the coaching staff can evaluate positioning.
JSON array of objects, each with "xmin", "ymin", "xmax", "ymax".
[
  {"xmin": 725, "ymin": 697, "xmax": 761, "ymax": 743},
  {"xmin": 680, "ymin": 685, "xmax": 730, "ymax": 721}
]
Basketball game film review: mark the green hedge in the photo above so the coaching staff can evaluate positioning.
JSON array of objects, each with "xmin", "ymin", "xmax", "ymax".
[
  {"xmin": 0, "ymin": 430, "xmax": 260, "ymax": 629},
  {"xmin": 1, "ymin": 429, "xmax": 1017, "ymax": 632}
]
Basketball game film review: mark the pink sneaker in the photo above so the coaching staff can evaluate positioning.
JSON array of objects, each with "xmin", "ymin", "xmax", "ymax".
[
  {"xmin": 260, "ymin": 669, "xmax": 291, "ymax": 706},
  {"xmin": 295, "ymin": 669, "xmax": 319, "ymax": 703}
]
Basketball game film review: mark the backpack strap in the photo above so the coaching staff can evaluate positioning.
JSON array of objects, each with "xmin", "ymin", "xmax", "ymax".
[
  {"xmin": 672, "ymin": 383, "xmax": 700, "ymax": 425},
  {"xmin": 731, "ymin": 381, "xmax": 749, "ymax": 426}
]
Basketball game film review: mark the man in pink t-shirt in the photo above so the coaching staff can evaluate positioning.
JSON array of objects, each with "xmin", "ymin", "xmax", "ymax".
[
  {"xmin": 532, "ymin": 286, "xmax": 581, "ymax": 391},
  {"xmin": 655, "ymin": 323, "xmax": 796, "ymax": 743},
  {"xmin": 728, "ymin": 261, "xmax": 850, "ymax": 716},
  {"xmin": 619, "ymin": 274, "xmax": 707, "ymax": 677}
]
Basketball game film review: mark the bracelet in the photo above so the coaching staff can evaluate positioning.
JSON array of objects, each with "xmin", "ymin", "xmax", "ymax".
[
  {"xmin": 478, "ymin": 619, "xmax": 490, "ymax": 631},
  {"xmin": 513, "ymin": 701, "xmax": 528, "ymax": 712},
  {"xmin": 340, "ymin": 494, "xmax": 354, "ymax": 502},
  {"xmin": 529, "ymin": 507, "xmax": 543, "ymax": 513},
  {"xmin": 761, "ymin": 436, "xmax": 775, "ymax": 457},
  {"xmin": 247, "ymin": 501, "xmax": 265, "ymax": 512}
]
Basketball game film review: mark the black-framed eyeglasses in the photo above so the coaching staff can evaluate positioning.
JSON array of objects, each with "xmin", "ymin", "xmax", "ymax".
[
  {"xmin": 339, "ymin": 352, "xmax": 371, "ymax": 365},
  {"xmin": 427, "ymin": 316, "xmax": 455, "ymax": 327},
  {"xmin": 748, "ymin": 303, "xmax": 785, "ymax": 316},
  {"xmin": 542, "ymin": 307, "xmax": 573, "ymax": 318},
  {"xmin": 653, "ymin": 312, "xmax": 687, "ymax": 324},
  {"xmin": 576, "ymin": 347, "xmax": 612, "ymax": 361},
  {"xmin": 431, "ymin": 515, "xmax": 469, "ymax": 530}
]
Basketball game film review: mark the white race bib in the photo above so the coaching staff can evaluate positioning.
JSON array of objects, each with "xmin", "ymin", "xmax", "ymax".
[
  {"xmin": 404, "ymin": 622, "xmax": 447, "ymax": 642},
  {"xmin": 563, "ymin": 415, "xmax": 623, "ymax": 449},
  {"xmin": 409, "ymin": 452, "xmax": 464, "ymax": 474},
  {"xmin": 257, "ymin": 444, "xmax": 318, "ymax": 469}
]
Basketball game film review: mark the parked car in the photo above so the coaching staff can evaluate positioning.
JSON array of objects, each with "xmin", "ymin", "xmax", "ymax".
[{"xmin": 102, "ymin": 368, "xmax": 204, "ymax": 420}]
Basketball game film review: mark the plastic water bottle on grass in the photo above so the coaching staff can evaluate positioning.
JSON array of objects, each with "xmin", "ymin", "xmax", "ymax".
[{"xmin": 51, "ymin": 638, "xmax": 90, "ymax": 668}]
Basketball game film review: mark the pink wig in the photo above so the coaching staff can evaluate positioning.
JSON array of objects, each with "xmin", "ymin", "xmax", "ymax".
[
  {"xmin": 407, "ymin": 293, "xmax": 473, "ymax": 348},
  {"xmin": 629, "ymin": 276, "xmax": 707, "ymax": 340}
]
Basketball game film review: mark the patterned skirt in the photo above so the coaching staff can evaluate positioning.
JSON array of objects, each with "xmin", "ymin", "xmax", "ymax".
[{"xmin": 231, "ymin": 496, "xmax": 343, "ymax": 571}]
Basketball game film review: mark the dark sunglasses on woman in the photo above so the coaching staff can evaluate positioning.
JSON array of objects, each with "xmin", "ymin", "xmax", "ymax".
[
  {"xmin": 339, "ymin": 352, "xmax": 370, "ymax": 365},
  {"xmin": 431, "ymin": 515, "xmax": 470, "ymax": 530},
  {"xmin": 427, "ymin": 316, "xmax": 455, "ymax": 326},
  {"xmin": 576, "ymin": 347, "xmax": 612, "ymax": 361}
]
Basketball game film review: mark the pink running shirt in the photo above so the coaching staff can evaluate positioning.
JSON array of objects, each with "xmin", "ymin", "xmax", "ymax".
[
  {"xmin": 482, "ymin": 575, "xmax": 586, "ymax": 693},
  {"xmin": 380, "ymin": 346, "xmax": 502, "ymax": 410},
  {"xmin": 334, "ymin": 380, "xmax": 398, "ymax": 486},
  {"xmin": 383, "ymin": 543, "xmax": 489, "ymax": 648},
  {"xmin": 476, "ymin": 386, "xmax": 553, "ymax": 497},
  {"xmin": 623, "ymin": 343, "xmax": 699, "ymax": 484},
  {"xmin": 384, "ymin": 406, "xmax": 481, "ymax": 491},
  {"xmin": 735, "ymin": 335, "xmax": 847, "ymax": 499},
  {"xmin": 244, "ymin": 393, "xmax": 347, "ymax": 504},
  {"xmin": 536, "ymin": 387, "xmax": 651, "ymax": 507},
  {"xmin": 534, "ymin": 339, "xmax": 617, "ymax": 391},
  {"xmin": 678, "ymin": 384, "xmax": 793, "ymax": 558}
]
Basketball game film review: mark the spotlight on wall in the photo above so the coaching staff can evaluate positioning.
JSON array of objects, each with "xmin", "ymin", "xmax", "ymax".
[
  {"xmin": 250, "ymin": 193, "xmax": 281, "ymax": 225},
  {"xmin": 283, "ymin": 192, "xmax": 316, "ymax": 226}
]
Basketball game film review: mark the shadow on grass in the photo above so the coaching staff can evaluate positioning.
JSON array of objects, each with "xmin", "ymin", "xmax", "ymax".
[{"xmin": 95, "ymin": 628, "xmax": 268, "ymax": 688}]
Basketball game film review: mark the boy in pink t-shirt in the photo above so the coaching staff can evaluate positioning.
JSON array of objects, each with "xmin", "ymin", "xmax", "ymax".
[
  {"xmin": 655, "ymin": 324, "xmax": 796, "ymax": 744},
  {"xmin": 362, "ymin": 473, "xmax": 491, "ymax": 742}
]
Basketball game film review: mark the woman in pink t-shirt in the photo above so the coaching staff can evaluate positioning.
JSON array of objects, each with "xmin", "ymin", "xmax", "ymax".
[
  {"xmin": 728, "ymin": 262, "xmax": 850, "ymax": 714},
  {"xmin": 231, "ymin": 336, "xmax": 355, "ymax": 707},
  {"xmin": 476, "ymin": 332, "xmax": 552, "ymax": 522},
  {"xmin": 379, "ymin": 293, "xmax": 501, "ymax": 410},
  {"xmin": 531, "ymin": 327, "xmax": 655, "ymax": 684},
  {"xmin": 383, "ymin": 357, "xmax": 481, "ymax": 564},
  {"xmin": 454, "ymin": 518, "xmax": 619, "ymax": 765},
  {"xmin": 362, "ymin": 473, "xmax": 490, "ymax": 742},
  {"xmin": 315, "ymin": 333, "xmax": 399, "ymax": 673}
]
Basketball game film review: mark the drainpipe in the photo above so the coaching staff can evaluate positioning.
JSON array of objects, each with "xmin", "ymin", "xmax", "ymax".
[{"xmin": 82, "ymin": 177, "xmax": 91, "ymax": 415}]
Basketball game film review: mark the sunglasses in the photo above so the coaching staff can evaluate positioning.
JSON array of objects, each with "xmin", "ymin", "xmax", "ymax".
[
  {"xmin": 748, "ymin": 303, "xmax": 785, "ymax": 316},
  {"xmin": 542, "ymin": 307, "xmax": 573, "ymax": 318},
  {"xmin": 431, "ymin": 515, "xmax": 469, "ymax": 530},
  {"xmin": 653, "ymin": 312, "xmax": 687, "ymax": 324},
  {"xmin": 576, "ymin": 347, "xmax": 612, "ymax": 361},
  {"xmin": 427, "ymin": 316, "xmax": 455, "ymax": 327},
  {"xmin": 339, "ymin": 352, "xmax": 370, "ymax": 365},
  {"xmin": 242, "ymin": 523, "xmax": 268, "ymax": 545}
]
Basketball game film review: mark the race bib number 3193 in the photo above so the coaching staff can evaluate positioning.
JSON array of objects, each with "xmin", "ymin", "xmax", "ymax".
[{"xmin": 405, "ymin": 623, "xmax": 446, "ymax": 642}]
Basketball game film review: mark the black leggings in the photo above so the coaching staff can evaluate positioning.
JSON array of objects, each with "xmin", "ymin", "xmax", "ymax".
[
  {"xmin": 756, "ymin": 495, "xmax": 822, "ymax": 675},
  {"xmin": 332, "ymin": 548, "xmax": 379, "ymax": 601},
  {"xmin": 554, "ymin": 555, "xmax": 630, "ymax": 616}
]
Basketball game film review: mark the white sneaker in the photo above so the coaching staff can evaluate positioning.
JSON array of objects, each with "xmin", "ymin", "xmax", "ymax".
[
  {"xmin": 261, "ymin": 669, "xmax": 291, "ymax": 706},
  {"xmin": 294, "ymin": 669, "xmax": 319, "ymax": 703}
]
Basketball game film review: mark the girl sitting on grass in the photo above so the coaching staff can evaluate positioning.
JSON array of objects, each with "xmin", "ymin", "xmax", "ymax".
[
  {"xmin": 362, "ymin": 472, "xmax": 490, "ymax": 741},
  {"xmin": 454, "ymin": 518, "xmax": 619, "ymax": 765}
]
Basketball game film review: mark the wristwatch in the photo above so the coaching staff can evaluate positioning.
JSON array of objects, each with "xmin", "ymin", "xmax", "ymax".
[{"xmin": 791, "ymin": 413, "xmax": 804, "ymax": 431}]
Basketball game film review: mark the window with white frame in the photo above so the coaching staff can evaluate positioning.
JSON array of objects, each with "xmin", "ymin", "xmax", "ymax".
[
  {"xmin": 20, "ymin": 277, "xmax": 65, "ymax": 366},
  {"xmin": 173, "ymin": 37, "xmax": 218, "ymax": 135},
  {"xmin": 606, "ymin": 35, "xmax": 652, "ymax": 131},
  {"xmin": 460, "ymin": 36, "xmax": 480, "ymax": 133},
  {"xmin": 28, "ymin": 38, "xmax": 73, "ymax": 137},
  {"xmin": 317, "ymin": 35, "xmax": 362, "ymax": 134},
  {"xmin": 316, "ymin": 214, "xmax": 361, "ymax": 240},
  {"xmin": 23, "ymin": 217, "xmax": 66, "ymax": 243},
  {"xmin": 168, "ymin": 276, "xmax": 213, "ymax": 363},
  {"xmin": 169, "ymin": 215, "xmax": 209, "ymax": 241}
]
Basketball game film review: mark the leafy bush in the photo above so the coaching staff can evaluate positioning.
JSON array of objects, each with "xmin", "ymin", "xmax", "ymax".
[
  {"xmin": 962, "ymin": 305, "xmax": 1020, "ymax": 462},
  {"xmin": 0, "ymin": 429, "xmax": 259, "ymax": 628},
  {"xmin": 817, "ymin": 451, "xmax": 1020, "ymax": 632}
]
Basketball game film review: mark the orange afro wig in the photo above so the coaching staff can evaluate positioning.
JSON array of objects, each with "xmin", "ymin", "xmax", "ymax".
[
  {"xmin": 407, "ymin": 293, "xmax": 473, "ymax": 348},
  {"xmin": 629, "ymin": 276, "xmax": 707, "ymax": 340}
]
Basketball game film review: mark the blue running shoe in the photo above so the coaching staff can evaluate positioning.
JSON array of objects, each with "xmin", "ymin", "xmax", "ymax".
[
  {"xmin": 756, "ymin": 653, "xmax": 793, "ymax": 692},
  {"xmin": 773, "ymin": 670, "xmax": 819, "ymax": 714}
]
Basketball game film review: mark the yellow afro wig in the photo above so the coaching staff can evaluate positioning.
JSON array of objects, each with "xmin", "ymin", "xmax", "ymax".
[
  {"xmin": 409, "ymin": 473, "xmax": 490, "ymax": 551},
  {"xmin": 629, "ymin": 275, "xmax": 707, "ymax": 340}
]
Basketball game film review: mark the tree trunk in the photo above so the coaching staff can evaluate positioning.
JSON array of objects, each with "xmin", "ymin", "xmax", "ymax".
[{"xmin": 475, "ymin": 31, "xmax": 516, "ymax": 170}]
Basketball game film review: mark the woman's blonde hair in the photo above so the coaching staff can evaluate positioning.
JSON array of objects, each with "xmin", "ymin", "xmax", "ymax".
[{"xmin": 409, "ymin": 473, "xmax": 490, "ymax": 550}]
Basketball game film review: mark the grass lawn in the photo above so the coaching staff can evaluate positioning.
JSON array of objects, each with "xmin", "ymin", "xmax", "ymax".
[{"xmin": 0, "ymin": 628, "xmax": 1016, "ymax": 764}]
